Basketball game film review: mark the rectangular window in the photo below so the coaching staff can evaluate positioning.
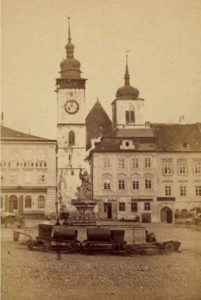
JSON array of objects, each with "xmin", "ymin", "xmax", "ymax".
[
  {"xmin": 118, "ymin": 158, "xmax": 125, "ymax": 168},
  {"xmin": 25, "ymin": 196, "xmax": 32, "ymax": 208},
  {"xmin": 165, "ymin": 185, "xmax": 171, "ymax": 196},
  {"xmin": 132, "ymin": 158, "xmax": 139, "ymax": 168},
  {"xmin": 132, "ymin": 180, "xmax": 139, "ymax": 190},
  {"xmin": 177, "ymin": 160, "xmax": 187, "ymax": 175},
  {"xmin": 145, "ymin": 179, "xmax": 152, "ymax": 189},
  {"xmin": 131, "ymin": 202, "xmax": 138, "ymax": 212},
  {"xmin": 162, "ymin": 160, "xmax": 173, "ymax": 176},
  {"xmin": 103, "ymin": 158, "xmax": 110, "ymax": 168},
  {"xmin": 144, "ymin": 202, "xmax": 151, "ymax": 211},
  {"xmin": 103, "ymin": 180, "xmax": 111, "ymax": 190},
  {"xmin": 119, "ymin": 179, "xmax": 125, "ymax": 190},
  {"xmin": 195, "ymin": 186, "xmax": 201, "ymax": 196},
  {"xmin": 193, "ymin": 161, "xmax": 201, "ymax": 174},
  {"xmin": 119, "ymin": 202, "xmax": 125, "ymax": 211},
  {"xmin": 125, "ymin": 110, "xmax": 135, "ymax": 124},
  {"xmin": 38, "ymin": 196, "xmax": 45, "ymax": 208},
  {"xmin": 180, "ymin": 185, "xmax": 187, "ymax": 196},
  {"xmin": 145, "ymin": 158, "xmax": 151, "ymax": 168}
]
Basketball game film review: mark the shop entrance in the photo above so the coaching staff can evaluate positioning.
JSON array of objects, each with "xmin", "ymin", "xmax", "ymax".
[
  {"xmin": 160, "ymin": 206, "xmax": 173, "ymax": 223},
  {"xmin": 104, "ymin": 203, "xmax": 112, "ymax": 219}
]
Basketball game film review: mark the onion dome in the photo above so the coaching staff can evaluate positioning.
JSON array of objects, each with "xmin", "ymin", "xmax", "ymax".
[
  {"xmin": 116, "ymin": 57, "xmax": 139, "ymax": 100},
  {"xmin": 60, "ymin": 18, "xmax": 81, "ymax": 79}
]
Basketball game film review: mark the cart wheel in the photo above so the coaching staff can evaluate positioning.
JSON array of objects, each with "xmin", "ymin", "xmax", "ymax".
[
  {"xmin": 27, "ymin": 239, "xmax": 34, "ymax": 250},
  {"xmin": 39, "ymin": 242, "xmax": 50, "ymax": 252},
  {"xmin": 164, "ymin": 242, "xmax": 174, "ymax": 254}
]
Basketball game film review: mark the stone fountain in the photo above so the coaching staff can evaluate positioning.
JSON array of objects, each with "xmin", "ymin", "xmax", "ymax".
[{"xmin": 71, "ymin": 170, "xmax": 97, "ymax": 224}]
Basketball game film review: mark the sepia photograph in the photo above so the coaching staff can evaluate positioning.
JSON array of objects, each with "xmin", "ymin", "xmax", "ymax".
[{"xmin": 1, "ymin": 0, "xmax": 201, "ymax": 299}]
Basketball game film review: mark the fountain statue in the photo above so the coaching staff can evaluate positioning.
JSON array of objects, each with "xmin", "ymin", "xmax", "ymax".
[{"xmin": 71, "ymin": 169, "xmax": 97, "ymax": 223}]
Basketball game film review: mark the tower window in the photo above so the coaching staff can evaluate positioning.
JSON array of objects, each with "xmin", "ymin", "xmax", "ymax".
[
  {"xmin": 125, "ymin": 110, "xmax": 135, "ymax": 124},
  {"xmin": 69, "ymin": 131, "xmax": 75, "ymax": 146}
]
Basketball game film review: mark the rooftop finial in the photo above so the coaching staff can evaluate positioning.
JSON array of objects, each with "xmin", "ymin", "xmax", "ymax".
[
  {"xmin": 65, "ymin": 17, "xmax": 74, "ymax": 58},
  {"xmin": 124, "ymin": 50, "xmax": 130, "ymax": 85},
  {"xmin": 68, "ymin": 17, "xmax": 71, "ymax": 43}
]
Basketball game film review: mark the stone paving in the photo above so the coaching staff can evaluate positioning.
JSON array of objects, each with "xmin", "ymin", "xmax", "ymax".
[{"xmin": 1, "ymin": 223, "xmax": 201, "ymax": 300}]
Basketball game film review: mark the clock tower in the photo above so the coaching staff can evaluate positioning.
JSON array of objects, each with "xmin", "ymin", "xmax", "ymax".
[{"xmin": 56, "ymin": 18, "xmax": 88, "ymax": 203}]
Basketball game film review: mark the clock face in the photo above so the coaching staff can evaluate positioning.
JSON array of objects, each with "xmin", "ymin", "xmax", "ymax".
[{"xmin": 64, "ymin": 100, "xmax": 79, "ymax": 114}]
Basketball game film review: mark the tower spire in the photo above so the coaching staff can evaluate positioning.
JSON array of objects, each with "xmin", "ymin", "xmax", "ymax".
[
  {"xmin": 124, "ymin": 50, "xmax": 130, "ymax": 85},
  {"xmin": 68, "ymin": 17, "xmax": 71, "ymax": 43},
  {"xmin": 65, "ymin": 17, "xmax": 74, "ymax": 58}
]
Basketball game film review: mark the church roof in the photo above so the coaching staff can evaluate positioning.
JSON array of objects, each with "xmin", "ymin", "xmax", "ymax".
[
  {"xmin": 86, "ymin": 100, "xmax": 112, "ymax": 149},
  {"xmin": 1, "ymin": 125, "xmax": 55, "ymax": 142}
]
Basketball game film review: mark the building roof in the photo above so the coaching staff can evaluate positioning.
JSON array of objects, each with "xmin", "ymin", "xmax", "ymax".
[
  {"xmin": 93, "ymin": 136, "xmax": 156, "ymax": 153},
  {"xmin": 86, "ymin": 100, "xmax": 112, "ymax": 149},
  {"xmin": 116, "ymin": 128, "xmax": 154, "ymax": 138},
  {"xmin": 1, "ymin": 125, "xmax": 56, "ymax": 142},
  {"xmin": 152, "ymin": 123, "xmax": 201, "ymax": 152},
  {"xmin": 91, "ymin": 123, "xmax": 201, "ymax": 153}
]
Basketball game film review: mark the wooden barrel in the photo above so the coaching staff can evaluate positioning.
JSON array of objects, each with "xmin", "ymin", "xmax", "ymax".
[
  {"xmin": 111, "ymin": 230, "xmax": 125, "ymax": 243},
  {"xmin": 52, "ymin": 226, "xmax": 77, "ymax": 241},
  {"xmin": 38, "ymin": 224, "xmax": 53, "ymax": 240},
  {"xmin": 87, "ymin": 227, "xmax": 111, "ymax": 241}
]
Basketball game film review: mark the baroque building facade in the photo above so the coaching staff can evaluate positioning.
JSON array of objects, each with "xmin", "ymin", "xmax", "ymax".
[
  {"xmin": 88, "ymin": 65, "xmax": 201, "ymax": 223},
  {"xmin": 1, "ymin": 126, "xmax": 56, "ymax": 216}
]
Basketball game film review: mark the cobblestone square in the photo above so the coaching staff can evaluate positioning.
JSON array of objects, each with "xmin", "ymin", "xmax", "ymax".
[{"xmin": 1, "ymin": 223, "xmax": 201, "ymax": 300}]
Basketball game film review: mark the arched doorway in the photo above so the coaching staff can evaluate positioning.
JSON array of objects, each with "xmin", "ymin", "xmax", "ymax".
[
  {"xmin": 160, "ymin": 206, "xmax": 173, "ymax": 223},
  {"xmin": 8, "ymin": 195, "xmax": 18, "ymax": 213}
]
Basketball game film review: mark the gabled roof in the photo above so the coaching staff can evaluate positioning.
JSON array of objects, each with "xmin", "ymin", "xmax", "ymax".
[
  {"xmin": 152, "ymin": 123, "xmax": 201, "ymax": 152},
  {"xmin": 1, "ymin": 125, "xmax": 55, "ymax": 142},
  {"xmin": 86, "ymin": 100, "xmax": 113, "ymax": 149}
]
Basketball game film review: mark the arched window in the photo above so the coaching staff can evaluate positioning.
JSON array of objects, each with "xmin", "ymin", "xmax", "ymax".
[
  {"xmin": 38, "ymin": 195, "xmax": 45, "ymax": 208},
  {"xmin": 125, "ymin": 108, "xmax": 135, "ymax": 124},
  {"xmin": 25, "ymin": 195, "xmax": 32, "ymax": 208},
  {"xmin": 69, "ymin": 131, "xmax": 75, "ymax": 146}
]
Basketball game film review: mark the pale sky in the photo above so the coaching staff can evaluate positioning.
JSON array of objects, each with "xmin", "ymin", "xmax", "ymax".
[{"xmin": 2, "ymin": 0, "xmax": 201, "ymax": 139}]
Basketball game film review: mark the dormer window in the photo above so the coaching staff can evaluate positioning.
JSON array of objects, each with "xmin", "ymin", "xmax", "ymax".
[{"xmin": 120, "ymin": 139, "xmax": 135, "ymax": 150}]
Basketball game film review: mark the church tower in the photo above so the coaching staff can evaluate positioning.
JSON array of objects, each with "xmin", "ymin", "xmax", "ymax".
[
  {"xmin": 56, "ymin": 18, "xmax": 88, "ymax": 203},
  {"xmin": 112, "ymin": 56, "xmax": 144, "ymax": 128}
]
